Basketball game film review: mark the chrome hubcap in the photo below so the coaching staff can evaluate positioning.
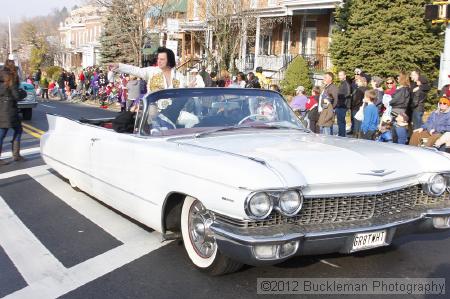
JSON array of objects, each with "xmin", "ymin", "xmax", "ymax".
[{"xmin": 188, "ymin": 200, "xmax": 216, "ymax": 258}]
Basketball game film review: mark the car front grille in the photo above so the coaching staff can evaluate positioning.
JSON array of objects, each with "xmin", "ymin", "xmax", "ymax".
[{"xmin": 214, "ymin": 185, "xmax": 449, "ymax": 229}]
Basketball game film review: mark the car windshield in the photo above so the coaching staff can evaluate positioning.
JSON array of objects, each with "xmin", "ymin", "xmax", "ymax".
[{"xmin": 140, "ymin": 88, "xmax": 305, "ymax": 136}]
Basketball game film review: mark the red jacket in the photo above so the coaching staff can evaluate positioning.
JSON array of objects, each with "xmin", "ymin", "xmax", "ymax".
[{"xmin": 306, "ymin": 96, "xmax": 318, "ymax": 110}]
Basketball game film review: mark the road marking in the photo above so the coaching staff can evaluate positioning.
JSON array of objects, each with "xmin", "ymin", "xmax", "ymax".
[
  {"xmin": 319, "ymin": 259, "xmax": 341, "ymax": 268},
  {"xmin": 1, "ymin": 146, "xmax": 41, "ymax": 159},
  {"xmin": 22, "ymin": 123, "xmax": 45, "ymax": 135},
  {"xmin": 0, "ymin": 196, "xmax": 67, "ymax": 284},
  {"xmin": 39, "ymin": 104, "xmax": 56, "ymax": 109},
  {"xmin": 0, "ymin": 166, "xmax": 170, "ymax": 298},
  {"xmin": 22, "ymin": 127, "xmax": 42, "ymax": 139}
]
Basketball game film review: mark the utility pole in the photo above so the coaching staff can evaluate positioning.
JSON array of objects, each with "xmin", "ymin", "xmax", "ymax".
[
  {"xmin": 8, "ymin": 17, "xmax": 13, "ymax": 56},
  {"xmin": 425, "ymin": 1, "xmax": 450, "ymax": 90},
  {"xmin": 440, "ymin": 21, "xmax": 450, "ymax": 89}
]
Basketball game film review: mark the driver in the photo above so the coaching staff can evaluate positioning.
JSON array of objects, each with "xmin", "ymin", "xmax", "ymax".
[
  {"xmin": 148, "ymin": 103, "xmax": 176, "ymax": 134},
  {"xmin": 256, "ymin": 99, "xmax": 276, "ymax": 121}
]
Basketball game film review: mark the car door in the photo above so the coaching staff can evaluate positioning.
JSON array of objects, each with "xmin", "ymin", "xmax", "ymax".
[{"xmin": 88, "ymin": 127, "xmax": 141, "ymax": 216}]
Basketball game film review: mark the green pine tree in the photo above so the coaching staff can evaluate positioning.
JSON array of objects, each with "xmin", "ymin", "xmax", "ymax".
[
  {"xmin": 329, "ymin": 0, "xmax": 444, "ymax": 80},
  {"xmin": 100, "ymin": 9, "xmax": 136, "ymax": 65},
  {"xmin": 281, "ymin": 56, "xmax": 313, "ymax": 95}
]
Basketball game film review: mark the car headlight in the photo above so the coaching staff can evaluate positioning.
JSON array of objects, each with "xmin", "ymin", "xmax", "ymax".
[
  {"xmin": 278, "ymin": 190, "xmax": 303, "ymax": 216},
  {"xmin": 245, "ymin": 192, "xmax": 273, "ymax": 219},
  {"xmin": 424, "ymin": 174, "xmax": 447, "ymax": 197}
]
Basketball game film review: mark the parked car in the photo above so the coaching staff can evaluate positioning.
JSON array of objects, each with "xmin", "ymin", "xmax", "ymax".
[
  {"xmin": 0, "ymin": 62, "xmax": 36, "ymax": 120},
  {"xmin": 18, "ymin": 82, "xmax": 38, "ymax": 120},
  {"xmin": 40, "ymin": 88, "xmax": 450, "ymax": 275}
]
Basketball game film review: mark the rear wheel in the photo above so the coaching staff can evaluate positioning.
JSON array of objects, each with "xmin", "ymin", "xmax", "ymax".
[
  {"xmin": 180, "ymin": 196, "xmax": 242, "ymax": 275},
  {"xmin": 22, "ymin": 109, "xmax": 32, "ymax": 120}
]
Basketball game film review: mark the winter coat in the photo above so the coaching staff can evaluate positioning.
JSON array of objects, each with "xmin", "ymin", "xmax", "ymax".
[
  {"xmin": 423, "ymin": 109, "xmax": 450, "ymax": 133},
  {"xmin": 0, "ymin": 71, "xmax": 26, "ymax": 128},
  {"xmin": 337, "ymin": 80, "xmax": 352, "ymax": 108},
  {"xmin": 375, "ymin": 89, "xmax": 384, "ymax": 109},
  {"xmin": 57, "ymin": 74, "xmax": 67, "ymax": 89},
  {"xmin": 390, "ymin": 86, "xmax": 410, "ymax": 112},
  {"xmin": 351, "ymin": 86, "xmax": 367, "ymax": 112},
  {"xmin": 410, "ymin": 77, "xmax": 430, "ymax": 112},
  {"xmin": 318, "ymin": 105, "xmax": 334, "ymax": 127},
  {"xmin": 323, "ymin": 83, "xmax": 339, "ymax": 108},
  {"xmin": 410, "ymin": 88, "xmax": 426, "ymax": 112},
  {"xmin": 361, "ymin": 103, "xmax": 379, "ymax": 133},
  {"xmin": 245, "ymin": 79, "xmax": 261, "ymax": 89}
]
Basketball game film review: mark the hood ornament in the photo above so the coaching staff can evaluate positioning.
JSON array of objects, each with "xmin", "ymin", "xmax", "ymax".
[{"xmin": 358, "ymin": 169, "xmax": 396, "ymax": 177}]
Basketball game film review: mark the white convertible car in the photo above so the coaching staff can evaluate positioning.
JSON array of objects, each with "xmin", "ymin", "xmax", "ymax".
[{"xmin": 41, "ymin": 88, "xmax": 450, "ymax": 275}]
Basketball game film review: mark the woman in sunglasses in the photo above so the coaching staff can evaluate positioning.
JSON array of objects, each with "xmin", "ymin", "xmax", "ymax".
[
  {"xmin": 384, "ymin": 77, "xmax": 396, "ymax": 96},
  {"xmin": 409, "ymin": 97, "xmax": 450, "ymax": 147}
]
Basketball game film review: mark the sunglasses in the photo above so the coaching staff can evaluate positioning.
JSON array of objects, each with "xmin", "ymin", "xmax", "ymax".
[
  {"xmin": 439, "ymin": 102, "xmax": 449, "ymax": 105},
  {"xmin": 386, "ymin": 82, "xmax": 393, "ymax": 84}
]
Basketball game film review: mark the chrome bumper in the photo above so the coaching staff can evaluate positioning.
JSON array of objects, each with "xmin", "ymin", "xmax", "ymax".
[
  {"xmin": 18, "ymin": 102, "xmax": 38, "ymax": 109},
  {"xmin": 210, "ymin": 208, "xmax": 450, "ymax": 266}
]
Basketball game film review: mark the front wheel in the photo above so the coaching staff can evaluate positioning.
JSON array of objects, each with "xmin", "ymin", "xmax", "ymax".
[{"xmin": 180, "ymin": 196, "xmax": 242, "ymax": 275}]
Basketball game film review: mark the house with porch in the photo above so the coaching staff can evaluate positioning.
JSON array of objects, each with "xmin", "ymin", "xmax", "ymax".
[
  {"xmin": 143, "ymin": 0, "xmax": 341, "ymax": 81},
  {"xmin": 177, "ymin": 0, "xmax": 341, "ymax": 80},
  {"xmin": 243, "ymin": 0, "xmax": 341, "ymax": 81}
]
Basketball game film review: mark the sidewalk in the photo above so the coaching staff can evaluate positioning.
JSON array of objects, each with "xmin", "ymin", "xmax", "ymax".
[{"xmin": 43, "ymin": 96, "xmax": 121, "ymax": 112}]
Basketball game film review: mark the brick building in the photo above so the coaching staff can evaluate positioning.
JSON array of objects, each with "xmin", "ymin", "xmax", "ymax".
[
  {"xmin": 58, "ymin": 5, "xmax": 107, "ymax": 70},
  {"xmin": 173, "ymin": 0, "xmax": 341, "ymax": 79}
]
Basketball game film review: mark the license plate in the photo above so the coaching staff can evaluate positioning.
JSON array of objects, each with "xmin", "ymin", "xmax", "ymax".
[{"xmin": 352, "ymin": 230, "xmax": 387, "ymax": 251}]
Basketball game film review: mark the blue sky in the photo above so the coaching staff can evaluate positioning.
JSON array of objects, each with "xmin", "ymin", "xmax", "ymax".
[{"xmin": 1, "ymin": 0, "xmax": 83, "ymax": 22}]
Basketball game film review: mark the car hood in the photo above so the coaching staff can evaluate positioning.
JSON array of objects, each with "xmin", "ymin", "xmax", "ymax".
[{"xmin": 173, "ymin": 131, "xmax": 450, "ymax": 191}]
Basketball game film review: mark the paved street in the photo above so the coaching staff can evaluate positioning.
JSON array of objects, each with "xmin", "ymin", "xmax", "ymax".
[{"xmin": 0, "ymin": 99, "xmax": 450, "ymax": 299}]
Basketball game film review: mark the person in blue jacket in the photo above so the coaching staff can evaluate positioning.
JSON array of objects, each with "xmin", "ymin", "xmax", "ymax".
[{"xmin": 361, "ymin": 89, "xmax": 379, "ymax": 140}]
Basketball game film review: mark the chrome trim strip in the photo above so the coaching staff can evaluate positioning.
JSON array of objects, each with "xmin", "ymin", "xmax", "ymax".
[
  {"xmin": 357, "ymin": 170, "xmax": 396, "ymax": 177},
  {"xmin": 424, "ymin": 208, "xmax": 450, "ymax": 216},
  {"xmin": 211, "ymin": 224, "xmax": 304, "ymax": 244},
  {"xmin": 42, "ymin": 153, "xmax": 158, "ymax": 206},
  {"xmin": 211, "ymin": 207, "xmax": 450, "ymax": 245},
  {"xmin": 304, "ymin": 217, "xmax": 422, "ymax": 238},
  {"xmin": 170, "ymin": 141, "xmax": 268, "ymax": 166},
  {"xmin": 302, "ymin": 181, "xmax": 421, "ymax": 199}
]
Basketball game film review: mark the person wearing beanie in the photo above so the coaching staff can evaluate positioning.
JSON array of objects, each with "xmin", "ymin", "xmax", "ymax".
[{"xmin": 409, "ymin": 97, "xmax": 450, "ymax": 147}]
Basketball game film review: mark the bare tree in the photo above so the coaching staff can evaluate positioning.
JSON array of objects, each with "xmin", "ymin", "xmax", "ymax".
[
  {"xmin": 95, "ymin": 0, "xmax": 167, "ymax": 66},
  {"xmin": 194, "ymin": 0, "xmax": 257, "ymax": 72}
]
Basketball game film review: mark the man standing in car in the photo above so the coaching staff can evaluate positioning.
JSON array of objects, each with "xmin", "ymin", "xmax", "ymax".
[{"xmin": 111, "ymin": 47, "xmax": 185, "ymax": 93}]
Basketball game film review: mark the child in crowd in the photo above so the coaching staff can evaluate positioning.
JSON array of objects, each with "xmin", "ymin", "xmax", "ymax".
[
  {"xmin": 395, "ymin": 112, "xmax": 409, "ymax": 144},
  {"xmin": 306, "ymin": 87, "xmax": 320, "ymax": 133},
  {"xmin": 375, "ymin": 121, "xmax": 393, "ymax": 143},
  {"xmin": 361, "ymin": 90, "xmax": 379, "ymax": 140},
  {"xmin": 318, "ymin": 98, "xmax": 334, "ymax": 135},
  {"xmin": 48, "ymin": 80, "xmax": 56, "ymax": 98}
]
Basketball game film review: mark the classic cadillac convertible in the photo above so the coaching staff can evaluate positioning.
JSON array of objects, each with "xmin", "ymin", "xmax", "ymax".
[{"xmin": 41, "ymin": 88, "xmax": 450, "ymax": 275}]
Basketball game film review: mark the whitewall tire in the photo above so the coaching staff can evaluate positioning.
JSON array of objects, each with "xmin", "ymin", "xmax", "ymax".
[{"xmin": 180, "ymin": 196, "xmax": 242, "ymax": 275}]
